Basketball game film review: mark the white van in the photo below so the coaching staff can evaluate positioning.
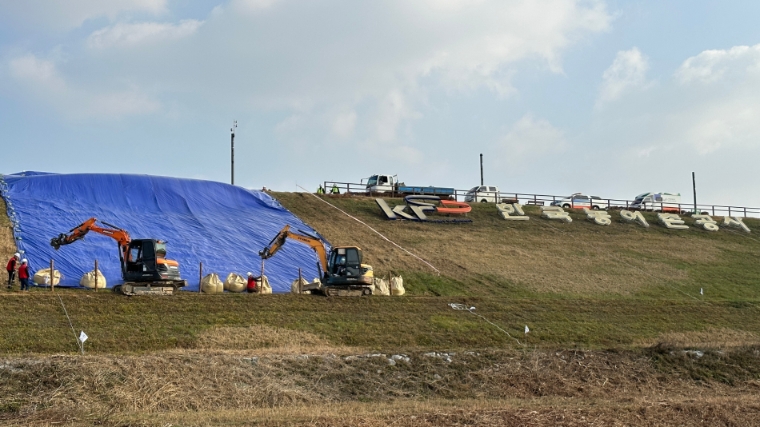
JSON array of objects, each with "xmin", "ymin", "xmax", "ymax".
[
  {"xmin": 464, "ymin": 185, "xmax": 500, "ymax": 203},
  {"xmin": 630, "ymin": 192, "xmax": 682, "ymax": 213}
]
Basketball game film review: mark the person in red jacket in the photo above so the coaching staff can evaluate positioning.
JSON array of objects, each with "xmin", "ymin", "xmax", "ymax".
[
  {"xmin": 6, "ymin": 252, "xmax": 19, "ymax": 289},
  {"xmin": 246, "ymin": 272, "xmax": 258, "ymax": 293},
  {"xmin": 18, "ymin": 259, "xmax": 31, "ymax": 291}
]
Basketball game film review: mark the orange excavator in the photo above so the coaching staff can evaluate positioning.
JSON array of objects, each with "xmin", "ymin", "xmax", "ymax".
[
  {"xmin": 50, "ymin": 217, "xmax": 187, "ymax": 295},
  {"xmin": 258, "ymin": 225, "xmax": 374, "ymax": 296}
]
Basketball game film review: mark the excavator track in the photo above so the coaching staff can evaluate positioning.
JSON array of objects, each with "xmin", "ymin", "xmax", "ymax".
[{"xmin": 113, "ymin": 280, "xmax": 187, "ymax": 296}]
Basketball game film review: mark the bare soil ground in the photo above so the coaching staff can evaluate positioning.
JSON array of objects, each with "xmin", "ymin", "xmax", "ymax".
[{"xmin": 2, "ymin": 346, "xmax": 760, "ymax": 426}]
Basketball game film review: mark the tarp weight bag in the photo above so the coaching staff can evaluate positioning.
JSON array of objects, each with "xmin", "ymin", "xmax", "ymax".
[
  {"xmin": 390, "ymin": 275, "xmax": 405, "ymax": 296},
  {"xmin": 80, "ymin": 269, "xmax": 106, "ymax": 289},
  {"xmin": 34, "ymin": 268, "xmax": 61, "ymax": 286},
  {"xmin": 258, "ymin": 275, "xmax": 272, "ymax": 294},
  {"xmin": 201, "ymin": 273, "xmax": 224, "ymax": 294},
  {"xmin": 224, "ymin": 273, "xmax": 246, "ymax": 293}
]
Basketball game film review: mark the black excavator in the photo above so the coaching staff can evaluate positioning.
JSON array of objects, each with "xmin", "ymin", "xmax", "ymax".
[{"xmin": 258, "ymin": 225, "xmax": 374, "ymax": 296}]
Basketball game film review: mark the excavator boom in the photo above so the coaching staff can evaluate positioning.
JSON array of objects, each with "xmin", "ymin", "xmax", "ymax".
[
  {"xmin": 50, "ymin": 217, "xmax": 131, "ymax": 249},
  {"xmin": 259, "ymin": 225, "xmax": 329, "ymax": 273}
]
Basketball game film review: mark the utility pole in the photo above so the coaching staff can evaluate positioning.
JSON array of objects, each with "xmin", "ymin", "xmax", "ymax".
[
  {"xmin": 231, "ymin": 121, "xmax": 237, "ymax": 186},
  {"xmin": 480, "ymin": 153, "xmax": 484, "ymax": 186},
  {"xmin": 692, "ymin": 171, "xmax": 697, "ymax": 214}
]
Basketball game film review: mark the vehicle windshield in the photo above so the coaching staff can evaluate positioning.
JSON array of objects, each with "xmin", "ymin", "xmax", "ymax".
[
  {"xmin": 367, "ymin": 176, "xmax": 378, "ymax": 186},
  {"xmin": 468, "ymin": 187, "xmax": 478, "ymax": 193},
  {"xmin": 155, "ymin": 242, "xmax": 167, "ymax": 258}
]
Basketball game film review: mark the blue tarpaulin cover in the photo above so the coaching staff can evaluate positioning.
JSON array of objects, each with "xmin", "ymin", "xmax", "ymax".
[{"xmin": 0, "ymin": 172, "xmax": 329, "ymax": 292}]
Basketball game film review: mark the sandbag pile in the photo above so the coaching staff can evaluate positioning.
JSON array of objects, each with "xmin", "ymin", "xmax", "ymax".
[
  {"xmin": 290, "ymin": 277, "xmax": 309, "ymax": 294},
  {"xmin": 201, "ymin": 273, "xmax": 224, "ymax": 294},
  {"xmin": 391, "ymin": 275, "xmax": 405, "ymax": 296},
  {"xmin": 33, "ymin": 268, "xmax": 61, "ymax": 286},
  {"xmin": 80, "ymin": 269, "xmax": 106, "ymax": 289},
  {"xmin": 373, "ymin": 277, "xmax": 390, "ymax": 296},
  {"xmin": 258, "ymin": 275, "xmax": 272, "ymax": 294},
  {"xmin": 224, "ymin": 273, "xmax": 246, "ymax": 293}
]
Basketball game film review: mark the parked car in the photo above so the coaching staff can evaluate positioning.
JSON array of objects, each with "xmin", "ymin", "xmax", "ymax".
[
  {"xmin": 464, "ymin": 185, "xmax": 501, "ymax": 203},
  {"xmin": 550, "ymin": 193, "xmax": 609, "ymax": 210},
  {"xmin": 630, "ymin": 192, "xmax": 682, "ymax": 213}
]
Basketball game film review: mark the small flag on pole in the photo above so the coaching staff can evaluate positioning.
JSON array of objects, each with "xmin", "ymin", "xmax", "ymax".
[
  {"xmin": 79, "ymin": 331, "xmax": 88, "ymax": 343},
  {"xmin": 700, "ymin": 288, "xmax": 703, "ymax": 295},
  {"xmin": 524, "ymin": 325, "xmax": 530, "ymax": 334}
]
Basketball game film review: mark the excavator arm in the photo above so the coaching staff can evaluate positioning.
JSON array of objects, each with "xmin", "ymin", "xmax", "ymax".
[
  {"xmin": 258, "ymin": 225, "xmax": 329, "ymax": 274},
  {"xmin": 50, "ymin": 217, "xmax": 131, "ymax": 250}
]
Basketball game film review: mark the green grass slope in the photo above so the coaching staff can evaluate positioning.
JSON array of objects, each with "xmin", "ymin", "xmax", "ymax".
[{"xmin": 274, "ymin": 192, "xmax": 760, "ymax": 301}]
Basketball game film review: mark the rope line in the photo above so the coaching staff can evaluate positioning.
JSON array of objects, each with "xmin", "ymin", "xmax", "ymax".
[
  {"xmin": 58, "ymin": 295, "xmax": 83, "ymax": 354},
  {"xmin": 296, "ymin": 187, "xmax": 440, "ymax": 275},
  {"xmin": 449, "ymin": 303, "xmax": 525, "ymax": 346}
]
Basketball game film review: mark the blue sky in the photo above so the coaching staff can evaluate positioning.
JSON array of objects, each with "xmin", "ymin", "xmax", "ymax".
[{"xmin": 2, "ymin": 0, "xmax": 760, "ymax": 207}]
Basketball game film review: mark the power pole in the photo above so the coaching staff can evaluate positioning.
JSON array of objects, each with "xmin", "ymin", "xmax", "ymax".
[
  {"xmin": 480, "ymin": 153, "xmax": 484, "ymax": 186},
  {"xmin": 692, "ymin": 171, "xmax": 697, "ymax": 214},
  {"xmin": 231, "ymin": 121, "xmax": 237, "ymax": 186}
]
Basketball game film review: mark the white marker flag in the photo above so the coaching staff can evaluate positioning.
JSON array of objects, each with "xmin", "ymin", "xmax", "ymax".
[
  {"xmin": 524, "ymin": 325, "xmax": 530, "ymax": 334},
  {"xmin": 79, "ymin": 331, "xmax": 88, "ymax": 343}
]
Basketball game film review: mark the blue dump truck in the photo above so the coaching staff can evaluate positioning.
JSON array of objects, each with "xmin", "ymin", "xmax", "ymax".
[{"xmin": 364, "ymin": 174, "xmax": 456, "ymax": 198}]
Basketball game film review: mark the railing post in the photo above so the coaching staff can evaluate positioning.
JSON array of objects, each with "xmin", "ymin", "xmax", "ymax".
[
  {"xmin": 199, "ymin": 262, "xmax": 203, "ymax": 294},
  {"xmin": 712, "ymin": 206, "xmax": 715, "ymax": 216},
  {"xmin": 94, "ymin": 259, "xmax": 98, "ymax": 292},
  {"xmin": 50, "ymin": 259, "xmax": 54, "ymax": 292},
  {"xmin": 729, "ymin": 206, "xmax": 732, "ymax": 216}
]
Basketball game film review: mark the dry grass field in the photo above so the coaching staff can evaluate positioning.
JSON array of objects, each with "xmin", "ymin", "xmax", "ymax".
[{"xmin": 2, "ymin": 192, "xmax": 760, "ymax": 425}]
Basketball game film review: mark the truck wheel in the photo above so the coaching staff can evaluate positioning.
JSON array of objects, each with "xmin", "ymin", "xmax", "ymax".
[
  {"xmin": 481, "ymin": 199, "xmax": 488, "ymax": 203},
  {"xmin": 562, "ymin": 204, "xmax": 571, "ymax": 209},
  {"xmin": 592, "ymin": 205, "xmax": 600, "ymax": 210}
]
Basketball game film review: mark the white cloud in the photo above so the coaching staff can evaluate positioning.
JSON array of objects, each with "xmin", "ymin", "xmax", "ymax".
[
  {"xmin": 0, "ymin": 0, "xmax": 168, "ymax": 31},
  {"xmin": 331, "ymin": 110, "xmax": 357, "ymax": 139},
  {"xmin": 597, "ymin": 47, "xmax": 650, "ymax": 105},
  {"xmin": 9, "ymin": 54, "xmax": 66, "ymax": 92},
  {"xmin": 676, "ymin": 44, "xmax": 760, "ymax": 84},
  {"xmin": 6, "ymin": 53, "xmax": 161, "ymax": 119},
  {"xmin": 495, "ymin": 114, "xmax": 566, "ymax": 163},
  {"xmin": 231, "ymin": 0, "xmax": 285, "ymax": 13},
  {"xmin": 87, "ymin": 20, "xmax": 203, "ymax": 49},
  {"xmin": 373, "ymin": 91, "xmax": 421, "ymax": 142}
]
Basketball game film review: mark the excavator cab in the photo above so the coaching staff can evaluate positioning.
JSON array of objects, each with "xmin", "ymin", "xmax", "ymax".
[
  {"xmin": 122, "ymin": 239, "xmax": 182, "ymax": 283},
  {"xmin": 324, "ymin": 246, "xmax": 374, "ymax": 293},
  {"xmin": 327, "ymin": 247, "xmax": 363, "ymax": 279}
]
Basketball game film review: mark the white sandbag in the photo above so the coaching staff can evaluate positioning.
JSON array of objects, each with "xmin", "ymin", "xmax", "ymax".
[
  {"xmin": 224, "ymin": 273, "xmax": 246, "ymax": 293},
  {"xmin": 258, "ymin": 275, "xmax": 272, "ymax": 294},
  {"xmin": 373, "ymin": 277, "xmax": 390, "ymax": 296},
  {"xmin": 390, "ymin": 275, "xmax": 405, "ymax": 296},
  {"xmin": 201, "ymin": 273, "xmax": 224, "ymax": 294},
  {"xmin": 79, "ymin": 269, "xmax": 107, "ymax": 289},
  {"xmin": 33, "ymin": 268, "xmax": 61, "ymax": 286},
  {"xmin": 291, "ymin": 277, "xmax": 309, "ymax": 294}
]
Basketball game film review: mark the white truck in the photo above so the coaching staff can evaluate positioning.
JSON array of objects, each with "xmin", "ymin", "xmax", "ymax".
[
  {"xmin": 464, "ymin": 185, "xmax": 501, "ymax": 203},
  {"xmin": 630, "ymin": 192, "xmax": 682, "ymax": 213},
  {"xmin": 363, "ymin": 174, "xmax": 456, "ymax": 197}
]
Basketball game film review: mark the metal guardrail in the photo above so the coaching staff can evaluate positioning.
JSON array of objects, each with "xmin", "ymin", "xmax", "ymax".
[{"xmin": 320, "ymin": 181, "xmax": 760, "ymax": 218}]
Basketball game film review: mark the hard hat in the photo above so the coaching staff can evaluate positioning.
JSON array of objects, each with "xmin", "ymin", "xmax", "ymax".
[
  {"xmin": 21, "ymin": 259, "xmax": 27, "ymax": 264},
  {"xmin": 14, "ymin": 252, "xmax": 20, "ymax": 258},
  {"xmin": 247, "ymin": 272, "xmax": 253, "ymax": 276}
]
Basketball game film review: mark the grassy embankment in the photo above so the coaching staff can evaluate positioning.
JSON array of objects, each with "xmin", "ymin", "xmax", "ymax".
[{"xmin": 2, "ymin": 192, "xmax": 760, "ymax": 425}]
